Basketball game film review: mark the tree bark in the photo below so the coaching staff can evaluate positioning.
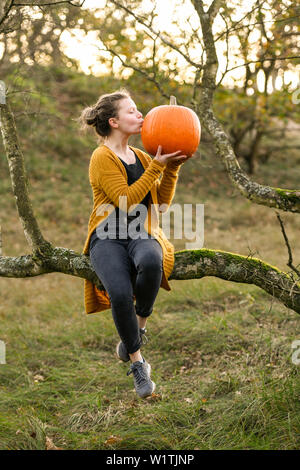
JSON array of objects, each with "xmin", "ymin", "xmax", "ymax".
[
  {"xmin": 0, "ymin": 101, "xmax": 53, "ymax": 256},
  {"xmin": 1, "ymin": 248, "xmax": 300, "ymax": 314}
]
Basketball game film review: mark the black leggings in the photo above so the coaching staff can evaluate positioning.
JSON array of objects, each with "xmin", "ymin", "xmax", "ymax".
[{"xmin": 89, "ymin": 233, "xmax": 163, "ymax": 354}]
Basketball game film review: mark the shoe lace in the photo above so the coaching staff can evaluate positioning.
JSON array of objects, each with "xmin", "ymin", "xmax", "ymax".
[
  {"xmin": 140, "ymin": 328, "xmax": 149, "ymax": 345},
  {"xmin": 127, "ymin": 362, "xmax": 147, "ymax": 385}
]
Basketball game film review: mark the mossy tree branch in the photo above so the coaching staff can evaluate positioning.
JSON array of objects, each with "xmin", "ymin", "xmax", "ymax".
[
  {"xmin": 0, "ymin": 100, "xmax": 53, "ymax": 258},
  {"xmin": 171, "ymin": 249, "xmax": 300, "ymax": 313},
  {"xmin": 0, "ymin": 248, "xmax": 300, "ymax": 314}
]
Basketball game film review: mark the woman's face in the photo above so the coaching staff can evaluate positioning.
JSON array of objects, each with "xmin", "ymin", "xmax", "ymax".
[{"xmin": 109, "ymin": 97, "xmax": 144, "ymax": 136}]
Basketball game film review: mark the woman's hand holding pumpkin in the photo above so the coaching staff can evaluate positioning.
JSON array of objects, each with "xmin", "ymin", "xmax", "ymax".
[
  {"xmin": 154, "ymin": 145, "xmax": 190, "ymax": 166},
  {"xmin": 168, "ymin": 154, "xmax": 193, "ymax": 167}
]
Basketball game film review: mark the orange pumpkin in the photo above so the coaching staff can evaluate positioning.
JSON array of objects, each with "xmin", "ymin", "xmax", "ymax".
[{"xmin": 141, "ymin": 96, "xmax": 201, "ymax": 157}]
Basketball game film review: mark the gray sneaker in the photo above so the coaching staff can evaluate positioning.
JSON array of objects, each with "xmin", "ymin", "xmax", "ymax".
[
  {"xmin": 116, "ymin": 328, "xmax": 148, "ymax": 362},
  {"xmin": 127, "ymin": 358, "xmax": 156, "ymax": 398}
]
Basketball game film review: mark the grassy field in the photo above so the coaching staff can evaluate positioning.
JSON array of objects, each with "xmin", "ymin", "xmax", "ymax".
[{"xmin": 1, "ymin": 66, "xmax": 300, "ymax": 450}]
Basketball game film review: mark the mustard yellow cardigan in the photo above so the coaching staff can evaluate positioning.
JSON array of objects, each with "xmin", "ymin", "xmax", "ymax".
[{"xmin": 82, "ymin": 144, "xmax": 181, "ymax": 314}]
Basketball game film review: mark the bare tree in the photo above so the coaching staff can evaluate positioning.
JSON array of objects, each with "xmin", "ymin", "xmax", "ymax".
[{"xmin": 0, "ymin": 0, "xmax": 102, "ymax": 69}]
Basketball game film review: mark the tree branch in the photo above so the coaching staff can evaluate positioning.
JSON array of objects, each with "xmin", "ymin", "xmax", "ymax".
[
  {"xmin": 13, "ymin": 1, "xmax": 85, "ymax": 6},
  {"xmin": 276, "ymin": 212, "xmax": 300, "ymax": 278},
  {"xmin": 0, "ymin": 0, "xmax": 15, "ymax": 28},
  {"xmin": 225, "ymin": 56, "xmax": 300, "ymax": 74},
  {"xmin": 0, "ymin": 97, "xmax": 53, "ymax": 256},
  {"xmin": 216, "ymin": 11, "xmax": 230, "ymax": 87},
  {"xmin": 95, "ymin": 42, "xmax": 171, "ymax": 101},
  {"xmin": 215, "ymin": 15, "xmax": 300, "ymax": 42},
  {"xmin": 108, "ymin": 0, "xmax": 202, "ymax": 69},
  {"xmin": 208, "ymin": 0, "xmax": 222, "ymax": 21},
  {"xmin": 1, "ymin": 247, "xmax": 300, "ymax": 314},
  {"xmin": 170, "ymin": 248, "xmax": 300, "ymax": 313}
]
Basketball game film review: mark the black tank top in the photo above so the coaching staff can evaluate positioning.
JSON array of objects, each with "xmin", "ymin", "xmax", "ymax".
[{"xmin": 89, "ymin": 150, "xmax": 151, "ymax": 249}]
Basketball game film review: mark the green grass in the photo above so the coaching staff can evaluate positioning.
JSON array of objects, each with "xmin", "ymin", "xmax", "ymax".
[
  {"xmin": 1, "ymin": 279, "xmax": 300, "ymax": 450},
  {"xmin": 1, "ymin": 63, "xmax": 300, "ymax": 450}
]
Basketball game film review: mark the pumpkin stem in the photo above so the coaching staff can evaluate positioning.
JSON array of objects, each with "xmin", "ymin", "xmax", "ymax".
[{"xmin": 170, "ymin": 95, "xmax": 177, "ymax": 105}]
